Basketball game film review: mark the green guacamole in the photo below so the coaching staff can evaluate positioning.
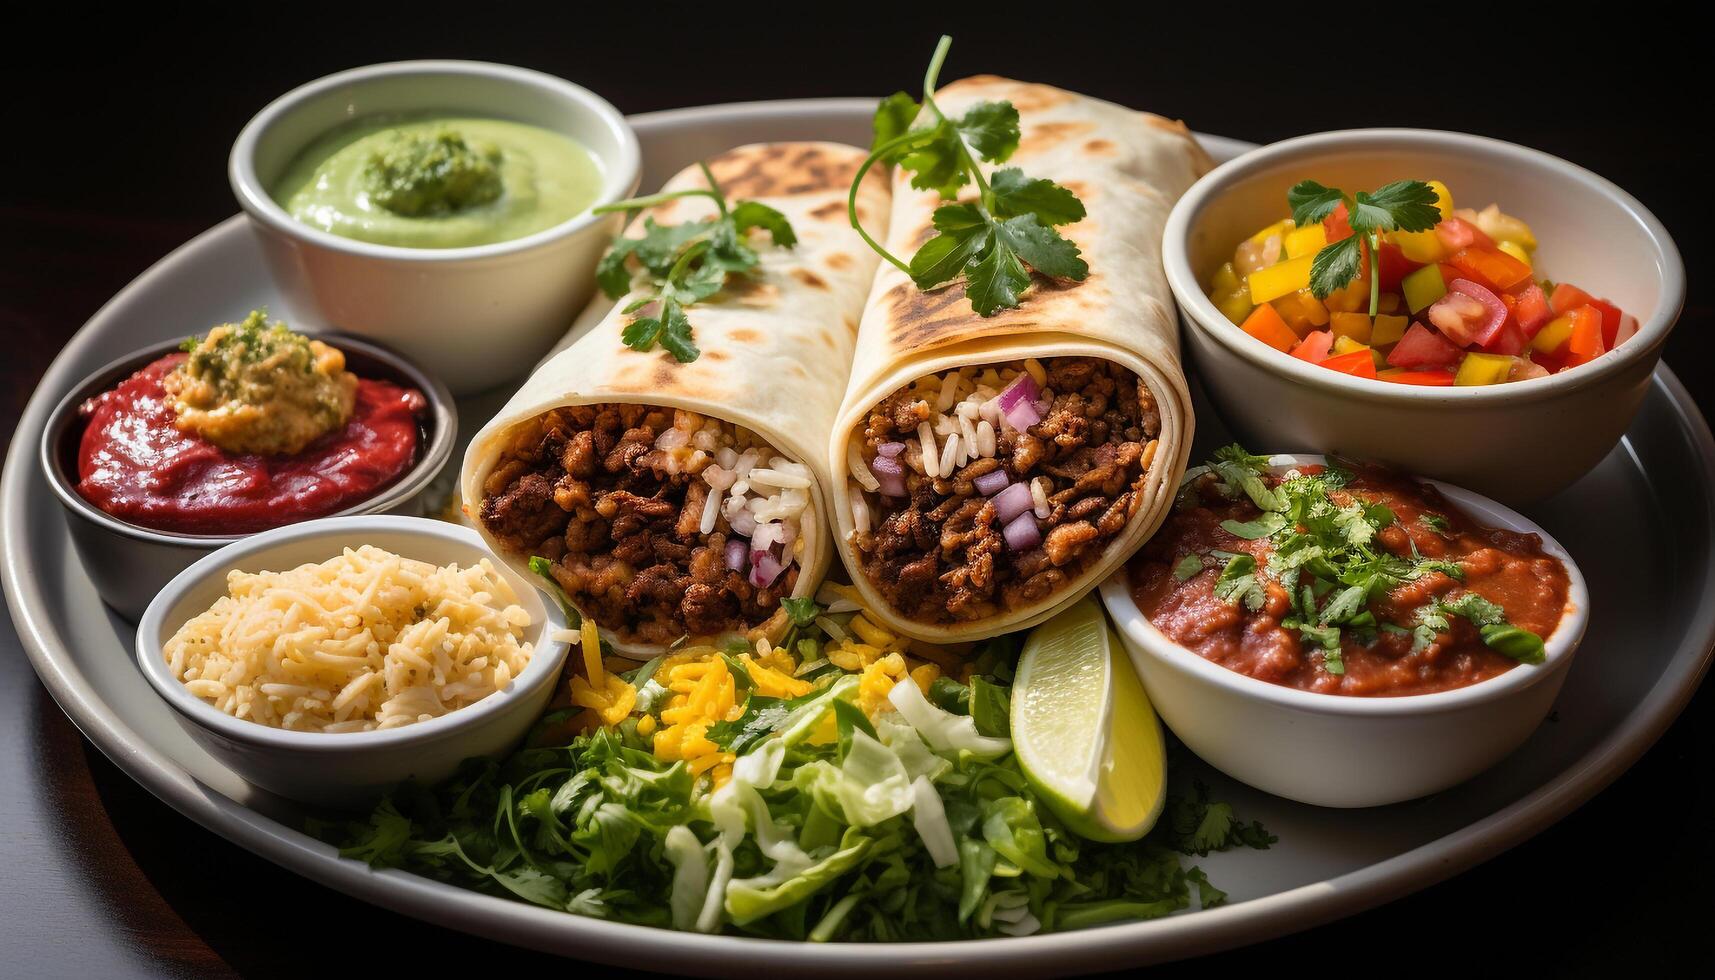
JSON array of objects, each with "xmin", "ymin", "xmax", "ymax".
[{"xmin": 275, "ymin": 116, "xmax": 603, "ymax": 249}]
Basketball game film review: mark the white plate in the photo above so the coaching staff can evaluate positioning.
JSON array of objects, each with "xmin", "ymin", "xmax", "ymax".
[{"xmin": 5, "ymin": 99, "xmax": 1713, "ymax": 976}]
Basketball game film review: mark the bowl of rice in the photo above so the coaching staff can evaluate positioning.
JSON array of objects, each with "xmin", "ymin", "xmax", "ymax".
[{"xmin": 135, "ymin": 515, "xmax": 569, "ymax": 808}]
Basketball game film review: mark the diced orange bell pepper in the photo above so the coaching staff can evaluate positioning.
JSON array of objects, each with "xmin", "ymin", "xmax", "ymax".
[
  {"xmin": 1329, "ymin": 312, "xmax": 1372, "ymax": 344},
  {"xmin": 1321, "ymin": 348, "xmax": 1379, "ymax": 379},
  {"xmin": 1371, "ymin": 314, "xmax": 1409, "ymax": 347},
  {"xmin": 1564, "ymin": 305, "xmax": 1606, "ymax": 367},
  {"xmin": 1240, "ymin": 303, "xmax": 1299, "ymax": 352},
  {"xmin": 1272, "ymin": 289, "xmax": 1331, "ymax": 334},
  {"xmin": 1447, "ymin": 246, "xmax": 1532, "ymax": 292}
]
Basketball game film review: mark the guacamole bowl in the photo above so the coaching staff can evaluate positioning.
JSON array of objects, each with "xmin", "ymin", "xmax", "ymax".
[{"xmin": 230, "ymin": 60, "xmax": 641, "ymax": 396}]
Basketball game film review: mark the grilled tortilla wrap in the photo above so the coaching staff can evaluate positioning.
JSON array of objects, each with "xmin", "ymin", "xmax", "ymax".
[
  {"xmin": 464, "ymin": 142, "xmax": 889, "ymax": 656},
  {"xmin": 830, "ymin": 77, "xmax": 1212, "ymax": 643}
]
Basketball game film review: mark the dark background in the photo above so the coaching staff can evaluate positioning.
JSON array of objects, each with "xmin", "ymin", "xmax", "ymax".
[{"xmin": 3, "ymin": 10, "xmax": 1711, "ymax": 977}]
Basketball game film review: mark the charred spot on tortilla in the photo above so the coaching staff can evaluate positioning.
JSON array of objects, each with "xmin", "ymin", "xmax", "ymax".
[
  {"xmin": 1018, "ymin": 120, "xmax": 1095, "ymax": 153},
  {"xmin": 1083, "ymin": 139, "xmax": 1116, "ymax": 155},
  {"xmin": 809, "ymin": 201, "xmax": 845, "ymax": 221},
  {"xmin": 727, "ymin": 328, "xmax": 762, "ymax": 344},
  {"xmin": 790, "ymin": 268, "xmax": 829, "ymax": 290},
  {"xmin": 825, "ymin": 252, "xmax": 854, "ymax": 270}
]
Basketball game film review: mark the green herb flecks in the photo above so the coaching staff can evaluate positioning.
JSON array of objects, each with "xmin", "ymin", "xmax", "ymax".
[
  {"xmin": 594, "ymin": 162, "xmax": 797, "ymax": 363},
  {"xmin": 848, "ymin": 36, "xmax": 1089, "ymax": 317},
  {"xmin": 1185, "ymin": 445, "xmax": 1539, "ymax": 677},
  {"xmin": 1288, "ymin": 178, "xmax": 1440, "ymax": 317}
]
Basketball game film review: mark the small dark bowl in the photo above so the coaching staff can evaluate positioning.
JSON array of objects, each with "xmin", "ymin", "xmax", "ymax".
[{"xmin": 40, "ymin": 334, "xmax": 456, "ymax": 620}]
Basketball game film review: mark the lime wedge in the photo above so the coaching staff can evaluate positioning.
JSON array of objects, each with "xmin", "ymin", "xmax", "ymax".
[{"xmin": 1011, "ymin": 597, "xmax": 1166, "ymax": 842}]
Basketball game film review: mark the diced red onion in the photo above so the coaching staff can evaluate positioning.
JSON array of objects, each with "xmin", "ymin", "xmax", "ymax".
[
  {"xmin": 871, "ymin": 453, "xmax": 908, "ymax": 498},
  {"xmin": 973, "ymin": 469, "xmax": 1011, "ymax": 496},
  {"xmin": 725, "ymin": 537, "xmax": 749, "ymax": 570},
  {"xmin": 750, "ymin": 551, "xmax": 785, "ymax": 588},
  {"xmin": 877, "ymin": 441, "xmax": 907, "ymax": 457},
  {"xmin": 1002, "ymin": 513, "xmax": 1041, "ymax": 552},
  {"xmin": 729, "ymin": 508, "xmax": 757, "ymax": 536},
  {"xmin": 996, "ymin": 372, "xmax": 1038, "ymax": 413},
  {"xmin": 992, "ymin": 481, "xmax": 1034, "ymax": 523},
  {"xmin": 1003, "ymin": 397, "xmax": 1042, "ymax": 432}
]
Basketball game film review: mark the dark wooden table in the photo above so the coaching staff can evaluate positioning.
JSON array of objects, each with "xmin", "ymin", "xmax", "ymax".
[{"xmin": 5, "ymin": 15, "xmax": 1711, "ymax": 977}]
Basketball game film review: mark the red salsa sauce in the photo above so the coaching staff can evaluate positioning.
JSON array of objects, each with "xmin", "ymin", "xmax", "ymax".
[
  {"xmin": 1128, "ymin": 463, "xmax": 1570, "ymax": 696},
  {"xmin": 75, "ymin": 353, "xmax": 426, "ymax": 535}
]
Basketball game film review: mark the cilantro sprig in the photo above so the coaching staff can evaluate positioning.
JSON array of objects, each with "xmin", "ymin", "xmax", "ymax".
[
  {"xmin": 1180, "ymin": 446, "xmax": 1545, "ymax": 676},
  {"xmin": 1288, "ymin": 179, "xmax": 1440, "ymax": 316},
  {"xmin": 847, "ymin": 35, "xmax": 1089, "ymax": 317},
  {"xmin": 593, "ymin": 162, "xmax": 797, "ymax": 363}
]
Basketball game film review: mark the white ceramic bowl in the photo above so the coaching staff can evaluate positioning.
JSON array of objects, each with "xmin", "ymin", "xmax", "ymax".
[
  {"xmin": 1099, "ymin": 454, "xmax": 1589, "ymax": 808},
  {"xmin": 1164, "ymin": 129, "xmax": 1685, "ymax": 505},
  {"xmin": 136, "ymin": 516, "xmax": 568, "ymax": 809},
  {"xmin": 230, "ymin": 60, "xmax": 641, "ymax": 395}
]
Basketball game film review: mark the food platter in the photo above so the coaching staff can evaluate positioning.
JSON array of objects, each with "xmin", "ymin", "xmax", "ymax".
[{"xmin": 4, "ymin": 97, "xmax": 1712, "ymax": 975}]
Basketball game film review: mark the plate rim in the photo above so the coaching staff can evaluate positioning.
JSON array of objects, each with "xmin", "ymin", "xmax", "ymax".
[{"xmin": 5, "ymin": 97, "xmax": 1713, "ymax": 975}]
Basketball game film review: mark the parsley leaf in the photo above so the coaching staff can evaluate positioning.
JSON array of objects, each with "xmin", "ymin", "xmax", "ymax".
[
  {"xmin": 782, "ymin": 597, "xmax": 820, "ymax": 627},
  {"xmin": 1287, "ymin": 180, "xmax": 1345, "ymax": 227},
  {"xmin": 1213, "ymin": 552, "xmax": 1267, "ymax": 611},
  {"xmin": 1172, "ymin": 554, "xmax": 1205, "ymax": 581},
  {"xmin": 1285, "ymin": 178, "xmax": 1439, "ymax": 313},
  {"xmin": 594, "ymin": 163, "xmax": 795, "ymax": 363},
  {"xmin": 848, "ymin": 36, "xmax": 1090, "ymax": 318}
]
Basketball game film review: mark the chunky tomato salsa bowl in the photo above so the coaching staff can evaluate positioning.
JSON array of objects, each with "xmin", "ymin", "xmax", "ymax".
[
  {"xmin": 1098, "ymin": 453, "xmax": 1589, "ymax": 808},
  {"xmin": 39, "ymin": 333, "xmax": 456, "ymax": 619},
  {"xmin": 1163, "ymin": 128, "xmax": 1685, "ymax": 506}
]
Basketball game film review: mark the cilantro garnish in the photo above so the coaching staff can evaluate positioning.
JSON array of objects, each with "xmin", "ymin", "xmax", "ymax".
[
  {"xmin": 1172, "ymin": 554, "xmax": 1204, "ymax": 582},
  {"xmin": 1288, "ymin": 178, "xmax": 1440, "ymax": 317},
  {"xmin": 847, "ymin": 36, "xmax": 1089, "ymax": 317},
  {"xmin": 1186, "ymin": 445, "xmax": 1545, "ymax": 677},
  {"xmin": 593, "ymin": 162, "xmax": 797, "ymax": 363}
]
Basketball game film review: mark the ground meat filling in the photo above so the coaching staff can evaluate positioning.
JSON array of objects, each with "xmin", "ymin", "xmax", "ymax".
[
  {"xmin": 480, "ymin": 405, "xmax": 806, "ymax": 647},
  {"xmin": 848, "ymin": 357, "xmax": 1160, "ymax": 624}
]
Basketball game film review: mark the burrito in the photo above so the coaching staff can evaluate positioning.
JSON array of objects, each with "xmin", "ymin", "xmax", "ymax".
[
  {"xmin": 464, "ymin": 142, "xmax": 889, "ymax": 654},
  {"xmin": 829, "ymin": 77, "xmax": 1212, "ymax": 642}
]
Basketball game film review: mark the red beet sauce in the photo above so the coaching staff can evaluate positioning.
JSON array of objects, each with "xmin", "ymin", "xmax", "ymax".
[{"xmin": 75, "ymin": 353, "xmax": 425, "ymax": 535}]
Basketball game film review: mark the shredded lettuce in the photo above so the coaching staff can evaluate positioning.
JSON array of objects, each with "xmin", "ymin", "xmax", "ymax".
[{"xmin": 313, "ymin": 662, "xmax": 1273, "ymax": 941}]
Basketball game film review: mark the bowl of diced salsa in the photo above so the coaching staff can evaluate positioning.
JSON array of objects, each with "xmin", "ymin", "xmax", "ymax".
[{"xmin": 1163, "ymin": 129, "xmax": 1685, "ymax": 504}]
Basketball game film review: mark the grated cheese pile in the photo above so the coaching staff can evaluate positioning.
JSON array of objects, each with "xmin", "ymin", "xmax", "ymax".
[{"xmin": 163, "ymin": 545, "xmax": 535, "ymax": 733}]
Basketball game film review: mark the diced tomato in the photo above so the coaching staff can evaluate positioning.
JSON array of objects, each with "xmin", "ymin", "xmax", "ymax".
[
  {"xmin": 1564, "ymin": 305, "xmax": 1606, "ymax": 367},
  {"xmin": 1435, "ymin": 216, "xmax": 1493, "ymax": 253},
  {"xmin": 1290, "ymin": 330, "xmax": 1334, "ymax": 363},
  {"xmin": 1447, "ymin": 246, "xmax": 1532, "ymax": 292},
  {"xmin": 1439, "ymin": 262, "xmax": 1481, "ymax": 292},
  {"xmin": 1240, "ymin": 303, "xmax": 1299, "ymax": 352},
  {"xmin": 1379, "ymin": 368, "xmax": 1456, "ymax": 386},
  {"xmin": 1587, "ymin": 297, "xmax": 1624, "ymax": 347},
  {"xmin": 1324, "ymin": 202, "xmax": 1354, "ymax": 243},
  {"xmin": 1513, "ymin": 283, "xmax": 1553, "ymax": 336},
  {"xmin": 1430, "ymin": 279, "xmax": 1508, "ymax": 347},
  {"xmin": 1375, "ymin": 240, "xmax": 1419, "ymax": 292},
  {"xmin": 1483, "ymin": 320, "xmax": 1530, "ymax": 356},
  {"xmin": 1549, "ymin": 282, "xmax": 1596, "ymax": 315},
  {"xmin": 1321, "ymin": 349, "xmax": 1379, "ymax": 379},
  {"xmin": 1387, "ymin": 323, "xmax": 1465, "ymax": 369}
]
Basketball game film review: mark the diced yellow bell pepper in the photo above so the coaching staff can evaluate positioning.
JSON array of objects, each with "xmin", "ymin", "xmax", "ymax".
[
  {"xmin": 1213, "ymin": 284, "xmax": 1253, "ymax": 324},
  {"xmin": 1324, "ymin": 278, "xmax": 1372, "ymax": 314},
  {"xmin": 1249, "ymin": 219, "xmax": 1294, "ymax": 245},
  {"xmin": 1246, "ymin": 255, "xmax": 1313, "ymax": 304},
  {"xmin": 1329, "ymin": 312, "xmax": 1372, "ymax": 345},
  {"xmin": 1284, "ymin": 223, "xmax": 1328, "ymax": 259},
  {"xmin": 1371, "ymin": 314, "xmax": 1409, "ymax": 347},
  {"xmin": 1532, "ymin": 315, "xmax": 1575, "ymax": 355},
  {"xmin": 1454, "ymin": 353, "xmax": 1513, "ymax": 386},
  {"xmin": 1272, "ymin": 289, "xmax": 1330, "ymax": 333},
  {"xmin": 1402, "ymin": 264, "xmax": 1447, "ymax": 313},
  {"xmin": 1392, "ymin": 228, "xmax": 1447, "ymax": 264},
  {"xmin": 1496, "ymin": 240, "xmax": 1532, "ymax": 269},
  {"xmin": 1427, "ymin": 180, "xmax": 1454, "ymax": 219},
  {"xmin": 1209, "ymin": 261, "xmax": 1242, "ymax": 294}
]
